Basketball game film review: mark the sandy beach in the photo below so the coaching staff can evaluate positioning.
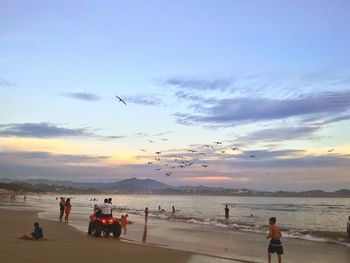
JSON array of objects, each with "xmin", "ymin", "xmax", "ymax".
[{"xmin": 0, "ymin": 208, "xmax": 240, "ymax": 263}]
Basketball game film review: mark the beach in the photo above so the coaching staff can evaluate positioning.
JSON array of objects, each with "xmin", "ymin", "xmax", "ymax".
[
  {"xmin": 0, "ymin": 208, "xmax": 240, "ymax": 263},
  {"xmin": 1, "ymin": 196, "xmax": 350, "ymax": 263}
]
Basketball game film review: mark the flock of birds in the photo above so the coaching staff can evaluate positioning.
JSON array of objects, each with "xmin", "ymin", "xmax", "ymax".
[{"xmin": 115, "ymin": 95, "xmax": 337, "ymax": 177}]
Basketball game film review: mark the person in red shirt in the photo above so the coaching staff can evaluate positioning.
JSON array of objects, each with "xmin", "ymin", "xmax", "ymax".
[
  {"xmin": 64, "ymin": 198, "xmax": 72, "ymax": 223},
  {"xmin": 267, "ymin": 217, "xmax": 283, "ymax": 263}
]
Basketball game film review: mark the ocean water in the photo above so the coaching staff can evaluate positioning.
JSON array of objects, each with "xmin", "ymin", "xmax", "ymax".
[{"xmin": 19, "ymin": 194, "xmax": 350, "ymax": 246}]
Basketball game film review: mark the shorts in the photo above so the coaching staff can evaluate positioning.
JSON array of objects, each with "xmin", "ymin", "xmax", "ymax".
[{"xmin": 268, "ymin": 239, "xmax": 283, "ymax": 255}]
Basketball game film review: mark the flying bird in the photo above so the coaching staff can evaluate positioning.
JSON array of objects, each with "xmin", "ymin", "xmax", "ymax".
[
  {"xmin": 115, "ymin": 95, "xmax": 127, "ymax": 105},
  {"xmin": 232, "ymin": 147, "xmax": 239, "ymax": 151},
  {"xmin": 327, "ymin": 149, "xmax": 335, "ymax": 153},
  {"xmin": 139, "ymin": 149, "xmax": 147, "ymax": 152},
  {"xmin": 147, "ymin": 162, "xmax": 153, "ymax": 165},
  {"xmin": 201, "ymin": 164, "xmax": 208, "ymax": 168},
  {"xmin": 221, "ymin": 150, "xmax": 226, "ymax": 154},
  {"xmin": 214, "ymin": 142, "xmax": 222, "ymax": 145},
  {"xmin": 161, "ymin": 138, "xmax": 168, "ymax": 141},
  {"xmin": 165, "ymin": 172, "xmax": 172, "ymax": 176},
  {"xmin": 155, "ymin": 151, "xmax": 161, "ymax": 155},
  {"xmin": 204, "ymin": 145, "xmax": 214, "ymax": 149},
  {"xmin": 147, "ymin": 140, "xmax": 155, "ymax": 143},
  {"xmin": 249, "ymin": 155, "xmax": 256, "ymax": 158},
  {"xmin": 155, "ymin": 168, "xmax": 162, "ymax": 170},
  {"xmin": 188, "ymin": 150, "xmax": 197, "ymax": 153}
]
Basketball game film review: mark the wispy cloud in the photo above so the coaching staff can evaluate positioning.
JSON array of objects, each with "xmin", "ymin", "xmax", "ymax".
[
  {"xmin": 0, "ymin": 78, "xmax": 18, "ymax": 88},
  {"xmin": 174, "ymin": 90, "xmax": 350, "ymax": 126},
  {"xmin": 61, "ymin": 92, "xmax": 100, "ymax": 101},
  {"xmin": 0, "ymin": 122, "xmax": 125, "ymax": 140},
  {"xmin": 238, "ymin": 126, "xmax": 321, "ymax": 143},
  {"xmin": 159, "ymin": 76, "xmax": 235, "ymax": 91},
  {"xmin": 124, "ymin": 95, "xmax": 163, "ymax": 106}
]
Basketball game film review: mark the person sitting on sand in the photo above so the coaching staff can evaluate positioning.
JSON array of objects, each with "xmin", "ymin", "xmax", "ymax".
[
  {"xmin": 267, "ymin": 217, "xmax": 283, "ymax": 263},
  {"xmin": 347, "ymin": 216, "xmax": 350, "ymax": 238},
  {"xmin": 21, "ymin": 222, "xmax": 44, "ymax": 241}
]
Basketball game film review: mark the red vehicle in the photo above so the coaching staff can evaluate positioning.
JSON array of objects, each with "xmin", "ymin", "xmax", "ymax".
[{"xmin": 88, "ymin": 216, "xmax": 121, "ymax": 238}]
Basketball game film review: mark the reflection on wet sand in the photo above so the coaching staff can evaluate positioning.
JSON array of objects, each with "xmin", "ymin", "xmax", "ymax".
[{"xmin": 142, "ymin": 223, "xmax": 147, "ymax": 242}]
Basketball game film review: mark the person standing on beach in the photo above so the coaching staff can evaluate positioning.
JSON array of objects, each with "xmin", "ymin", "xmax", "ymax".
[
  {"xmin": 347, "ymin": 216, "xmax": 350, "ymax": 239},
  {"xmin": 267, "ymin": 217, "xmax": 283, "ymax": 263},
  {"xmin": 59, "ymin": 197, "xmax": 65, "ymax": 222},
  {"xmin": 172, "ymin": 205, "xmax": 175, "ymax": 214},
  {"xmin": 144, "ymin": 207, "xmax": 149, "ymax": 223},
  {"xmin": 225, "ymin": 204, "xmax": 229, "ymax": 219},
  {"xmin": 64, "ymin": 198, "xmax": 72, "ymax": 223}
]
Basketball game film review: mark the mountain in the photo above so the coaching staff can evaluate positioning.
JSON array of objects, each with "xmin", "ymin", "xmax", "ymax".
[{"xmin": 1, "ymin": 178, "xmax": 349, "ymax": 197}]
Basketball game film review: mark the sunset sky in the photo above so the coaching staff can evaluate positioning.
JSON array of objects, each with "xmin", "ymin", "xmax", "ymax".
[{"xmin": 1, "ymin": 0, "xmax": 350, "ymax": 190}]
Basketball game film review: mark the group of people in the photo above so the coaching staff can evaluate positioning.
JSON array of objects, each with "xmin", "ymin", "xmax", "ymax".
[{"xmin": 59, "ymin": 197, "xmax": 72, "ymax": 223}]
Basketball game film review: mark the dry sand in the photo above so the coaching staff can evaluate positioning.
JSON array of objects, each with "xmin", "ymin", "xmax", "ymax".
[{"xmin": 0, "ymin": 208, "xmax": 239, "ymax": 263}]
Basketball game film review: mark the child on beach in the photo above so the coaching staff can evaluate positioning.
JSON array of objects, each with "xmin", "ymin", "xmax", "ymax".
[
  {"xmin": 144, "ymin": 207, "xmax": 149, "ymax": 223},
  {"xmin": 20, "ymin": 222, "xmax": 44, "ymax": 241},
  {"xmin": 64, "ymin": 198, "xmax": 72, "ymax": 223},
  {"xmin": 347, "ymin": 216, "xmax": 350, "ymax": 239},
  {"xmin": 267, "ymin": 217, "xmax": 283, "ymax": 263}
]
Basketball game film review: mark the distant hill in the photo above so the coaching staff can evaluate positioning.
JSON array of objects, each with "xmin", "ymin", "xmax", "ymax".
[{"xmin": 1, "ymin": 178, "xmax": 349, "ymax": 197}]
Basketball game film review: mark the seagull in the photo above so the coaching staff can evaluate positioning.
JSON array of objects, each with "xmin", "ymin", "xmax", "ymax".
[
  {"xmin": 155, "ymin": 151, "xmax": 161, "ymax": 155},
  {"xmin": 201, "ymin": 164, "xmax": 208, "ymax": 168},
  {"xmin": 147, "ymin": 140, "xmax": 155, "ymax": 143},
  {"xmin": 147, "ymin": 162, "xmax": 153, "ymax": 165},
  {"xmin": 155, "ymin": 168, "xmax": 162, "ymax": 170},
  {"xmin": 188, "ymin": 150, "xmax": 197, "ymax": 153},
  {"xmin": 327, "ymin": 149, "xmax": 335, "ymax": 153},
  {"xmin": 214, "ymin": 141, "xmax": 222, "ymax": 145},
  {"xmin": 232, "ymin": 147, "xmax": 239, "ymax": 151},
  {"xmin": 161, "ymin": 138, "xmax": 168, "ymax": 141},
  {"xmin": 165, "ymin": 172, "xmax": 172, "ymax": 176},
  {"xmin": 204, "ymin": 145, "xmax": 214, "ymax": 149},
  {"xmin": 221, "ymin": 150, "xmax": 226, "ymax": 154},
  {"xmin": 115, "ymin": 95, "xmax": 127, "ymax": 105},
  {"xmin": 249, "ymin": 155, "xmax": 256, "ymax": 158},
  {"xmin": 139, "ymin": 149, "xmax": 147, "ymax": 152}
]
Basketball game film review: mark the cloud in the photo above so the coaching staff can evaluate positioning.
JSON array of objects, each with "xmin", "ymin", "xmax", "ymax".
[
  {"xmin": 0, "ymin": 78, "xmax": 18, "ymax": 88},
  {"xmin": 159, "ymin": 76, "xmax": 235, "ymax": 91},
  {"xmin": 175, "ymin": 90, "xmax": 350, "ymax": 126},
  {"xmin": 61, "ymin": 92, "xmax": 100, "ymax": 101},
  {"xmin": 124, "ymin": 95, "xmax": 163, "ymax": 106},
  {"xmin": 238, "ymin": 126, "xmax": 321, "ymax": 143},
  {"xmin": 0, "ymin": 122, "xmax": 125, "ymax": 140}
]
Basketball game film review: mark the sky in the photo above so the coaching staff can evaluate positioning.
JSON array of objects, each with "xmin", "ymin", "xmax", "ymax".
[{"xmin": 1, "ymin": 0, "xmax": 350, "ymax": 191}]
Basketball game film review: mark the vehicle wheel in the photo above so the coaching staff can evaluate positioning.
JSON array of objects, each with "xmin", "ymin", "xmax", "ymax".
[
  {"xmin": 92, "ymin": 222, "xmax": 102, "ymax": 237},
  {"xmin": 113, "ymin": 222, "xmax": 121, "ymax": 238}
]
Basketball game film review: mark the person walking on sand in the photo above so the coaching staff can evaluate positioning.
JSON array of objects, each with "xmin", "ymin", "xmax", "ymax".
[
  {"xmin": 267, "ymin": 217, "xmax": 283, "ymax": 263},
  {"xmin": 64, "ymin": 198, "xmax": 72, "ymax": 223},
  {"xmin": 225, "ymin": 204, "xmax": 229, "ymax": 219},
  {"xmin": 59, "ymin": 197, "xmax": 65, "ymax": 222},
  {"xmin": 347, "ymin": 216, "xmax": 350, "ymax": 239},
  {"xmin": 144, "ymin": 207, "xmax": 149, "ymax": 223}
]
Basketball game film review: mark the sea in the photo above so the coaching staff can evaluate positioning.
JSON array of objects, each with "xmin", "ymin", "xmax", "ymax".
[{"xmin": 3, "ymin": 194, "xmax": 350, "ymax": 262}]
